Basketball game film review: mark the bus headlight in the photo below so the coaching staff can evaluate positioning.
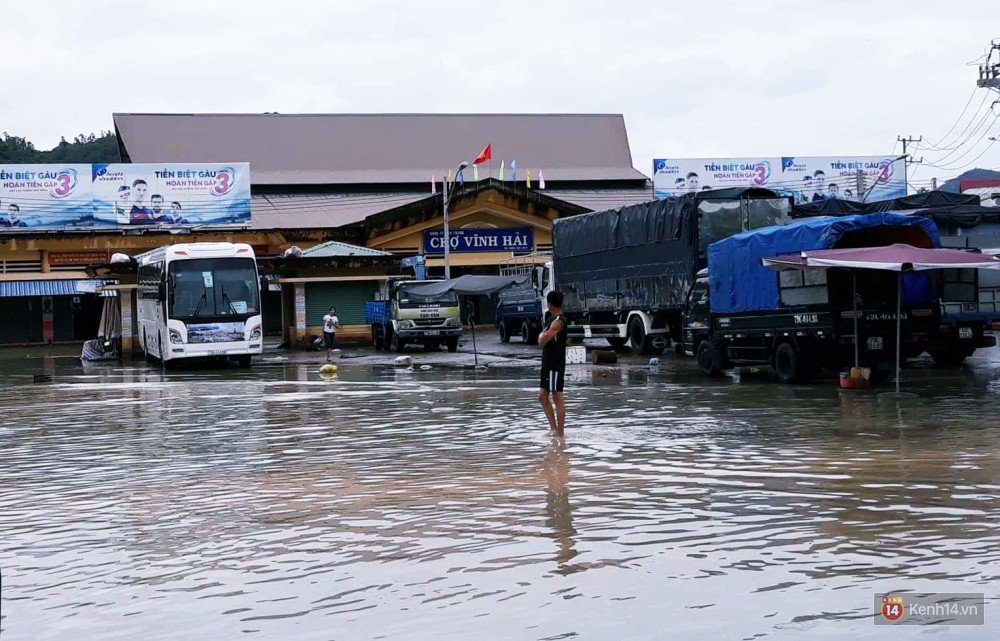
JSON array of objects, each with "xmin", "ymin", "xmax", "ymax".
[
  {"xmin": 444, "ymin": 317, "xmax": 461, "ymax": 327},
  {"xmin": 398, "ymin": 320, "xmax": 415, "ymax": 330},
  {"xmin": 249, "ymin": 324, "xmax": 261, "ymax": 341},
  {"xmin": 169, "ymin": 329, "xmax": 184, "ymax": 344}
]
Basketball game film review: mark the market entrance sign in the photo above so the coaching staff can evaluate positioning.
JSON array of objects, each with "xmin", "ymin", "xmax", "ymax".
[{"xmin": 423, "ymin": 228, "xmax": 534, "ymax": 254}]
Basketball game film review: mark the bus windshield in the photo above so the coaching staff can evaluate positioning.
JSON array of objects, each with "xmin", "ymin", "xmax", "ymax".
[
  {"xmin": 168, "ymin": 257, "xmax": 259, "ymax": 320},
  {"xmin": 396, "ymin": 283, "xmax": 459, "ymax": 307}
]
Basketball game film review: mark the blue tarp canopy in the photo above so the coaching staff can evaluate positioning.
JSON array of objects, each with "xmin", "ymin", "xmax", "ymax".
[{"xmin": 707, "ymin": 213, "xmax": 940, "ymax": 313}]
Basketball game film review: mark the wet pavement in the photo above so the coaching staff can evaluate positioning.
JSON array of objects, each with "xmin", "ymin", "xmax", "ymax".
[{"xmin": 1, "ymin": 337, "xmax": 999, "ymax": 640}]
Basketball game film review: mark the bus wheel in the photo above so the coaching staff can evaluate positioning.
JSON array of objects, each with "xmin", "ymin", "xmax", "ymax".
[
  {"xmin": 696, "ymin": 340, "xmax": 723, "ymax": 377},
  {"xmin": 773, "ymin": 342, "xmax": 801, "ymax": 384}
]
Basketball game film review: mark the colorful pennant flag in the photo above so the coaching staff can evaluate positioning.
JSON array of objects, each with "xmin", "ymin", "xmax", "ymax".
[
  {"xmin": 526, "ymin": 169, "xmax": 532, "ymax": 189},
  {"xmin": 431, "ymin": 174, "xmax": 437, "ymax": 195},
  {"xmin": 473, "ymin": 164, "xmax": 479, "ymax": 181},
  {"xmin": 498, "ymin": 160, "xmax": 505, "ymax": 180},
  {"xmin": 511, "ymin": 159, "xmax": 517, "ymax": 181},
  {"xmin": 473, "ymin": 143, "xmax": 492, "ymax": 165},
  {"xmin": 457, "ymin": 165, "xmax": 465, "ymax": 186},
  {"xmin": 539, "ymin": 170, "xmax": 546, "ymax": 189}
]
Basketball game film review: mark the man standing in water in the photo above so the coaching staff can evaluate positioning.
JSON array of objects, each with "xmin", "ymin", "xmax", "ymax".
[{"xmin": 538, "ymin": 291, "xmax": 567, "ymax": 437}]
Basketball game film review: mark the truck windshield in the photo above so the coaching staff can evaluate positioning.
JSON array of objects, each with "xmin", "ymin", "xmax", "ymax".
[
  {"xmin": 168, "ymin": 257, "xmax": 259, "ymax": 319},
  {"xmin": 397, "ymin": 285, "xmax": 459, "ymax": 307}
]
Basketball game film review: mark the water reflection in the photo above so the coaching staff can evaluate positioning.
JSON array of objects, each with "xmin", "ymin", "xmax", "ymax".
[{"xmin": 542, "ymin": 440, "xmax": 577, "ymax": 572}]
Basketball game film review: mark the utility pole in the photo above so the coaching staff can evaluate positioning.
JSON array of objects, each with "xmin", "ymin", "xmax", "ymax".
[
  {"xmin": 442, "ymin": 177, "xmax": 451, "ymax": 280},
  {"xmin": 896, "ymin": 136, "xmax": 923, "ymax": 194},
  {"xmin": 978, "ymin": 40, "xmax": 1000, "ymax": 90}
]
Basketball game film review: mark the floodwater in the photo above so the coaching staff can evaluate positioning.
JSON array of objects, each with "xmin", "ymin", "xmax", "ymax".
[{"xmin": 1, "ymin": 348, "xmax": 999, "ymax": 640}]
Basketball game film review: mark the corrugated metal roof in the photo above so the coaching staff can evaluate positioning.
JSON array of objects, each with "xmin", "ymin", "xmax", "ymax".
[
  {"xmin": 300, "ymin": 241, "xmax": 392, "ymax": 258},
  {"xmin": 0, "ymin": 279, "xmax": 108, "ymax": 298},
  {"xmin": 114, "ymin": 113, "xmax": 649, "ymax": 185},
  {"xmin": 251, "ymin": 192, "xmax": 423, "ymax": 229},
  {"xmin": 545, "ymin": 188, "xmax": 656, "ymax": 212}
]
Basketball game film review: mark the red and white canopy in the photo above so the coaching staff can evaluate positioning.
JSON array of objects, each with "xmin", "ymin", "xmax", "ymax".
[{"xmin": 762, "ymin": 243, "xmax": 1000, "ymax": 272}]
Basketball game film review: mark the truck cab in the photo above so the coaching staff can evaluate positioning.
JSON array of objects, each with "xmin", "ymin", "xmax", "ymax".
[
  {"xmin": 682, "ymin": 269, "xmax": 711, "ymax": 358},
  {"xmin": 494, "ymin": 255, "xmax": 553, "ymax": 344},
  {"xmin": 366, "ymin": 278, "xmax": 462, "ymax": 352}
]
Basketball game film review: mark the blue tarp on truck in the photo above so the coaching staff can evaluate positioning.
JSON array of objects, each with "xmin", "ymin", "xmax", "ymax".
[{"xmin": 707, "ymin": 213, "xmax": 941, "ymax": 314}]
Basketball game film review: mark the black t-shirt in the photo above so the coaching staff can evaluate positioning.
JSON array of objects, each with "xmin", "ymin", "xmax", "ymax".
[{"xmin": 542, "ymin": 314, "xmax": 567, "ymax": 369}]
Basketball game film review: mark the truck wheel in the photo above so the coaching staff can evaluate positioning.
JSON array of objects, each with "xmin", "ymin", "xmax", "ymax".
[
  {"xmin": 522, "ymin": 321, "xmax": 539, "ymax": 345},
  {"xmin": 236, "ymin": 355, "xmax": 252, "ymax": 368},
  {"xmin": 628, "ymin": 318, "xmax": 653, "ymax": 355},
  {"xmin": 446, "ymin": 338, "xmax": 459, "ymax": 352},
  {"xmin": 607, "ymin": 337, "xmax": 628, "ymax": 350},
  {"xmin": 773, "ymin": 342, "xmax": 801, "ymax": 384},
  {"xmin": 929, "ymin": 349, "xmax": 967, "ymax": 366},
  {"xmin": 371, "ymin": 326, "xmax": 384, "ymax": 350},
  {"xmin": 696, "ymin": 340, "xmax": 723, "ymax": 377},
  {"xmin": 499, "ymin": 321, "xmax": 511, "ymax": 343},
  {"xmin": 391, "ymin": 333, "xmax": 406, "ymax": 353}
]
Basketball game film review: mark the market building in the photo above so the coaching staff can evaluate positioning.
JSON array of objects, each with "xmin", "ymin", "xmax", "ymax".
[{"xmin": 0, "ymin": 113, "xmax": 651, "ymax": 347}]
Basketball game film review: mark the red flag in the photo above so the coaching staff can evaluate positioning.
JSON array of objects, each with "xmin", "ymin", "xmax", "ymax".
[{"xmin": 472, "ymin": 143, "xmax": 492, "ymax": 165}]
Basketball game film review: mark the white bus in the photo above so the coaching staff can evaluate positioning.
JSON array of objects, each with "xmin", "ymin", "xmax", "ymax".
[{"xmin": 136, "ymin": 242, "xmax": 263, "ymax": 367}]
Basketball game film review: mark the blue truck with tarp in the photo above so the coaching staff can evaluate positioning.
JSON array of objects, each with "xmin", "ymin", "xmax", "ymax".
[
  {"xmin": 791, "ymin": 191, "xmax": 998, "ymax": 365},
  {"xmin": 682, "ymin": 213, "xmax": 943, "ymax": 383}
]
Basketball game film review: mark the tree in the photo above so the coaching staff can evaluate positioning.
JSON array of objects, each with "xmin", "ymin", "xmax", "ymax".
[{"xmin": 0, "ymin": 131, "xmax": 119, "ymax": 164}]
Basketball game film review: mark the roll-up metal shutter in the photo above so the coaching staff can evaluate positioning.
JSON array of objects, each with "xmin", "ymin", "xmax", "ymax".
[{"xmin": 305, "ymin": 280, "xmax": 381, "ymax": 326}]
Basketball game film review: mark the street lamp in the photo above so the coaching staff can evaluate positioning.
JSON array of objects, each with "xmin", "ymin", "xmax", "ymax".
[{"xmin": 442, "ymin": 161, "xmax": 469, "ymax": 280}]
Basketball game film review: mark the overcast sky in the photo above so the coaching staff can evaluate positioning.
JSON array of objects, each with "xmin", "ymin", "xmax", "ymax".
[{"xmin": 5, "ymin": 0, "xmax": 998, "ymax": 188}]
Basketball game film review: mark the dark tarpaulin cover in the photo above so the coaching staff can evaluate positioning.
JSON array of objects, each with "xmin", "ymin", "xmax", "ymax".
[
  {"xmin": 697, "ymin": 187, "xmax": 783, "ymax": 201},
  {"xmin": 707, "ymin": 213, "xmax": 940, "ymax": 314},
  {"xmin": 552, "ymin": 195, "xmax": 699, "ymax": 313},
  {"xmin": 910, "ymin": 204, "xmax": 1000, "ymax": 230},
  {"xmin": 406, "ymin": 274, "xmax": 528, "ymax": 297},
  {"xmin": 791, "ymin": 190, "xmax": 981, "ymax": 218}
]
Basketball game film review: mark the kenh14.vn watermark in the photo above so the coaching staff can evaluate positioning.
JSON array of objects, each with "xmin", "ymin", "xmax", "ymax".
[{"xmin": 875, "ymin": 593, "xmax": 984, "ymax": 625}]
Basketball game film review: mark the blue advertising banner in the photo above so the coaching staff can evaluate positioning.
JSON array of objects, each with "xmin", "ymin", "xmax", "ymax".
[
  {"xmin": 0, "ymin": 164, "xmax": 93, "ymax": 228},
  {"xmin": 652, "ymin": 156, "xmax": 907, "ymax": 203},
  {"xmin": 423, "ymin": 227, "xmax": 534, "ymax": 254},
  {"xmin": 92, "ymin": 163, "xmax": 251, "ymax": 227},
  {"xmin": 0, "ymin": 163, "xmax": 251, "ymax": 230}
]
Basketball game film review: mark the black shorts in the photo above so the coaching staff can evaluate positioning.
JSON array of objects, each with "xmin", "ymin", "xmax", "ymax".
[
  {"xmin": 324, "ymin": 331, "xmax": 336, "ymax": 348},
  {"xmin": 540, "ymin": 366, "xmax": 565, "ymax": 392}
]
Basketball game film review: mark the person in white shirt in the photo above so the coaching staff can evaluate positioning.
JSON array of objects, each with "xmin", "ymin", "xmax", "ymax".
[{"xmin": 322, "ymin": 306, "xmax": 340, "ymax": 359}]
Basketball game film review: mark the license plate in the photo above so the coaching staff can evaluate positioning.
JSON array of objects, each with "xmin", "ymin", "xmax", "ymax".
[
  {"xmin": 424, "ymin": 331, "xmax": 439, "ymax": 336},
  {"xmin": 208, "ymin": 350, "xmax": 227, "ymax": 355},
  {"xmin": 867, "ymin": 336, "xmax": 883, "ymax": 350},
  {"xmin": 959, "ymin": 327, "xmax": 973, "ymax": 339}
]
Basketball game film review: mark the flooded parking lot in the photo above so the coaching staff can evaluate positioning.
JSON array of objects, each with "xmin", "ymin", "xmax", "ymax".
[{"xmin": 1, "ymin": 344, "xmax": 998, "ymax": 640}]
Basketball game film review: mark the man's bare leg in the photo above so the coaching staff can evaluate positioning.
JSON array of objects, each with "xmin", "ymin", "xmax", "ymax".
[
  {"xmin": 553, "ymin": 391, "xmax": 565, "ymax": 437},
  {"xmin": 538, "ymin": 389, "xmax": 558, "ymax": 433}
]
